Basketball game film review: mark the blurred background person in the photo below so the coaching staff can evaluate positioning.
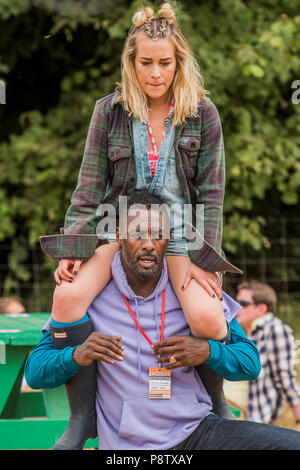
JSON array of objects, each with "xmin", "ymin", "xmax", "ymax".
[
  {"xmin": 0, "ymin": 297, "xmax": 25, "ymax": 314},
  {"xmin": 224, "ymin": 280, "xmax": 300, "ymax": 430}
]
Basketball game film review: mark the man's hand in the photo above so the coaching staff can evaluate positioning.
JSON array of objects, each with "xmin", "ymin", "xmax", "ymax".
[
  {"xmin": 72, "ymin": 332, "xmax": 125, "ymax": 366},
  {"xmin": 151, "ymin": 335, "xmax": 211, "ymax": 370}
]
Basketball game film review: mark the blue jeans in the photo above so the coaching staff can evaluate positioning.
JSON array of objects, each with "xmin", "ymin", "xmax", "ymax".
[{"xmin": 171, "ymin": 413, "xmax": 300, "ymax": 450}]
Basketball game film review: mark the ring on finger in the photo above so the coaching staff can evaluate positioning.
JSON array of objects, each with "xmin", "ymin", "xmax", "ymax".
[{"xmin": 169, "ymin": 355, "xmax": 177, "ymax": 364}]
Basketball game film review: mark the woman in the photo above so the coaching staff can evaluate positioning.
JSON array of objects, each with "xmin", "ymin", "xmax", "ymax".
[{"xmin": 41, "ymin": 3, "xmax": 242, "ymax": 449}]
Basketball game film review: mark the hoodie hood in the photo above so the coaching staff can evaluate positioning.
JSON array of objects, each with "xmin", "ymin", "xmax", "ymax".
[{"xmin": 111, "ymin": 250, "xmax": 168, "ymax": 301}]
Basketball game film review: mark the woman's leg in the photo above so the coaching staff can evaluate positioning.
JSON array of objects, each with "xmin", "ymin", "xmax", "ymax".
[
  {"xmin": 166, "ymin": 255, "xmax": 227, "ymax": 340},
  {"xmin": 52, "ymin": 242, "xmax": 119, "ymax": 322}
]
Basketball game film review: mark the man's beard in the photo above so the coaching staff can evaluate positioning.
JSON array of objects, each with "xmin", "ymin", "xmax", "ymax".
[{"xmin": 121, "ymin": 250, "xmax": 163, "ymax": 281}]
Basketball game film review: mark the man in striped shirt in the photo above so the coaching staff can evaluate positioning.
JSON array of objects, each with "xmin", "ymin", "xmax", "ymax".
[{"xmin": 235, "ymin": 280, "xmax": 300, "ymax": 429}]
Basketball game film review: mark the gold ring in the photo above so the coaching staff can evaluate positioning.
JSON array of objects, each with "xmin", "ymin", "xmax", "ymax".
[{"xmin": 170, "ymin": 355, "xmax": 177, "ymax": 364}]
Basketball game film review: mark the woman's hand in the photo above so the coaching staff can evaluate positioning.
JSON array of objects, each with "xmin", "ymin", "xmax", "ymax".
[
  {"xmin": 54, "ymin": 259, "xmax": 84, "ymax": 285},
  {"xmin": 182, "ymin": 262, "xmax": 222, "ymax": 300}
]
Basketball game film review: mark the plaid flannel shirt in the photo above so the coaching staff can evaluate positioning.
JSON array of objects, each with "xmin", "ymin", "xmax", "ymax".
[
  {"xmin": 248, "ymin": 313, "xmax": 300, "ymax": 423},
  {"xmin": 40, "ymin": 92, "xmax": 241, "ymax": 274}
]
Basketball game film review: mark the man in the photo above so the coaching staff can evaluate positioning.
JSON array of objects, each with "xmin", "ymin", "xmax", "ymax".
[
  {"xmin": 234, "ymin": 280, "xmax": 300, "ymax": 429},
  {"xmin": 25, "ymin": 194, "xmax": 300, "ymax": 450}
]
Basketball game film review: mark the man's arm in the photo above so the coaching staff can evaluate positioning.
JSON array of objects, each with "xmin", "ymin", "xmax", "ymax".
[
  {"xmin": 205, "ymin": 317, "xmax": 261, "ymax": 380},
  {"xmin": 25, "ymin": 328, "xmax": 125, "ymax": 390},
  {"xmin": 152, "ymin": 317, "xmax": 261, "ymax": 381},
  {"xmin": 25, "ymin": 331, "xmax": 81, "ymax": 389}
]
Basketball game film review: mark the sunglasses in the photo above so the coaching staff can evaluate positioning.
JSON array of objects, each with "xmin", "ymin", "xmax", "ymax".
[{"xmin": 236, "ymin": 300, "xmax": 256, "ymax": 308}]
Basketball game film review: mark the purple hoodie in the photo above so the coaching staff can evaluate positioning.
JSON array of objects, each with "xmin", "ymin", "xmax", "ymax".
[{"xmin": 87, "ymin": 251, "xmax": 237, "ymax": 450}]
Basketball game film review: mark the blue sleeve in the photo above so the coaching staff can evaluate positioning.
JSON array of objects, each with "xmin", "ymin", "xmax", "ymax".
[
  {"xmin": 205, "ymin": 317, "xmax": 261, "ymax": 381},
  {"xmin": 24, "ymin": 331, "xmax": 81, "ymax": 389}
]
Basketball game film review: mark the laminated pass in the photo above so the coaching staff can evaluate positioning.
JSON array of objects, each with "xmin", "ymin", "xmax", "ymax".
[{"xmin": 149, "ymin": 367, "xmax": 171, "ymax": 399}]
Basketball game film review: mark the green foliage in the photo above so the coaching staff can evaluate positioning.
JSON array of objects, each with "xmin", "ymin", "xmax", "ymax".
[
  {"xmin": 0, "ymin": 0, "xmax": 31, "ymax": 19},
  {"xmin": 0, "ymin": 0, "xmax": 300, "ymax": 315}
]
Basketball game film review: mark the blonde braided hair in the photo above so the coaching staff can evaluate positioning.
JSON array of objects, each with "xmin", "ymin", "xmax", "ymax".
[{"xmin": 116, "ymin": 3, "xmax": 207, "ymax": 125}]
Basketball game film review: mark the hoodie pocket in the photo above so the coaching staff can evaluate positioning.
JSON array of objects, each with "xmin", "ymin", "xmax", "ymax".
[{"xmin": 116, "ymin": 393, "xmax": 205, "ymax": 448}]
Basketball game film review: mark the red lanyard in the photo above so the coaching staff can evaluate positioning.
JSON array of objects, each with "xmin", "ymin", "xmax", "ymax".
[{"xmin": 122, "ymin": 290, "xmax": 166, "ymax": 346}]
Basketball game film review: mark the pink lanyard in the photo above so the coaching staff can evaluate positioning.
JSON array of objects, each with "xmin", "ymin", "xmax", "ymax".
[{"xmin": 147, "ymin": 98, "xmax": 175, "ymax": 176}]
